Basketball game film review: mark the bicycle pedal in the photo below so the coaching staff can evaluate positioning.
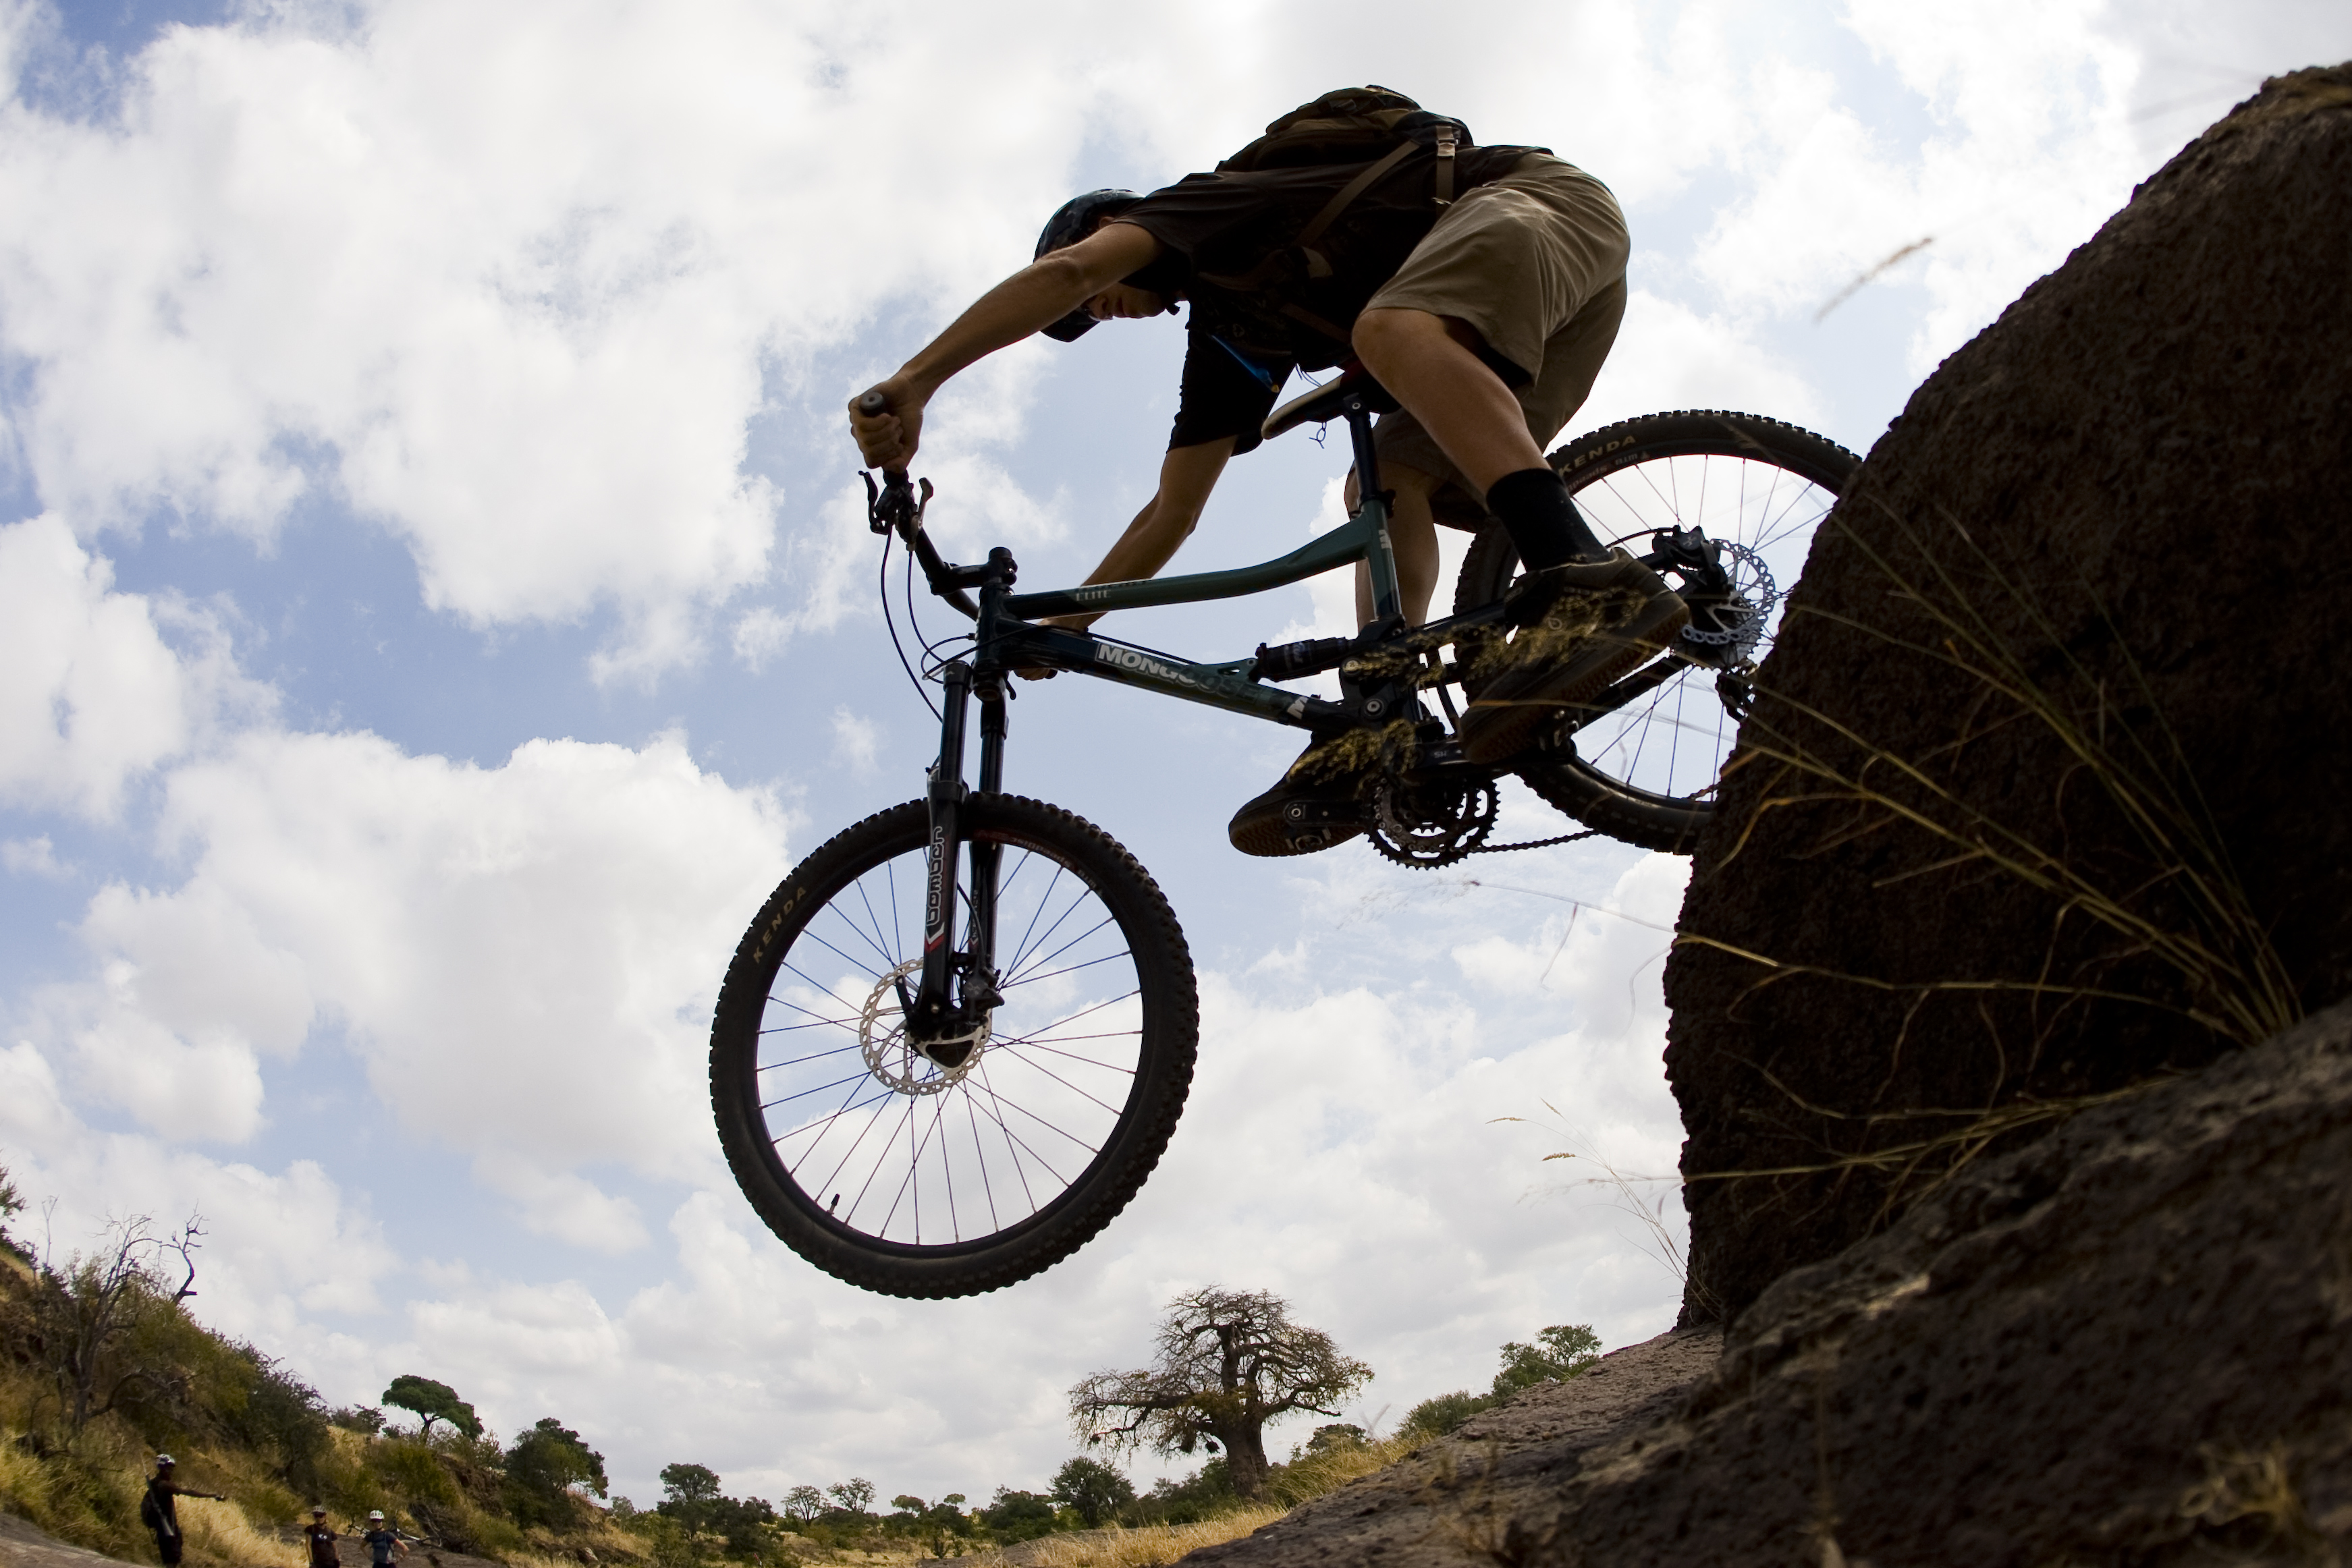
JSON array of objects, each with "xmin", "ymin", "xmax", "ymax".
[{"xmin": 1281, "ymin": 797, "xmax": 1367, "ymax": 829}]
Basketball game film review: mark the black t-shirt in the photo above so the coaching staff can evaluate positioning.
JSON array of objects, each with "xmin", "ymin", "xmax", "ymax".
[
  {"xmin": 305, "ymin": 1523, "xmax": 338, "ymax": 1568},
  {"xmin": 1113, "ymin": 142, "xmax": 1537, "ymax": 453}
]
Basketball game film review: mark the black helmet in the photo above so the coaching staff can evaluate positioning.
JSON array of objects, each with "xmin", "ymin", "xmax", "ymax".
[{"xmin": 1035, "ymin": 188, "xmax": 1143, "ymax": 342}]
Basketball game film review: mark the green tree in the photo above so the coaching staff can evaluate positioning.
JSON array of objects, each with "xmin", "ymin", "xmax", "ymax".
[
  {"xmin": 888, "ymin": 1495, "xmax": 973, "ymax": 1557},
  {"xmin": 1050, "ymin": 1457, "xmax": 1135, "ymax": 1528},
  {"xmin": 1069, "ymin": 1286, "xmax": 1373, "ymax": 1501},
  {"xmin": 381, "ymin": 1374, "xmax": 482, "ymax": 1441},
  {"xmin": 504, "ymin": 1416, "xmax": 609, "ymax": 1526},
  {"xmin": 1400, "ymin": 1389, "xmax": 1494, "ymax": 1438},
  {"xmin": 782, "ymin": 1486, "xmax": 825, "ymax": 1525},
  {"xmin": 1129, "ymin": 1461, "xmax": 1235, "ymax": 1527},
  {"xmin": 658, "ymin": 1463, "xmax": 723, "ymax": 1532},
  {"xmin": 0, "ymin": 1162, "xmax": 23, "ymax": 1259},
  {"xmin": 1490, "ymin": 1324, "xmax": 1600, "ymax": 1397},
  {"xmin": 825, "ymin": 1478, "xmax": 875, "ymax": 1518},
  {"xmin": 979, "ymin": 1488, "xmax": 1061, "ymax": 1543},
  {"xmin": 1299, "ymin": 1422, "xmax": 1365, "ymax": 1456}
]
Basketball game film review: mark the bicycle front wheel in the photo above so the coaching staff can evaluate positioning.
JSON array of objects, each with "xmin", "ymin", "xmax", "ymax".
[
  {"xmin": 710, "ymin": 795, "xmax": 1197, "ymax": 1298},
  {"xmin": 1453, "ymin": 410, "xmax": 1859, "ymax": 852}
]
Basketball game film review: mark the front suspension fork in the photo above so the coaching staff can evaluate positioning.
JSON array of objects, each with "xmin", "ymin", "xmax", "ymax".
[{"xmin": 910, "ymin": 661, "xmax": 1007, "ymax": 1048}]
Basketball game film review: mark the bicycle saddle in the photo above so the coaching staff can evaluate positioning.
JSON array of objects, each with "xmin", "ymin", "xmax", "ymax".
[{"xmin": 1260, "ymin": 360, "xmax": 1400, "ymax": 443}]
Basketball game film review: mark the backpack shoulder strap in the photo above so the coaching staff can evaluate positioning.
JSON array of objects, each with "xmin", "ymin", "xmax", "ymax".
[{"xmin": 1196, "ymin": 138, "xmax": 1419, "ymax": 294}]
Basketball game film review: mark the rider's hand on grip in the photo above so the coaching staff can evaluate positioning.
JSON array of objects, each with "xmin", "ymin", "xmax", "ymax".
[{"xmin": 849, "ymin": 379, "xmax": 923, "ymax": 470}]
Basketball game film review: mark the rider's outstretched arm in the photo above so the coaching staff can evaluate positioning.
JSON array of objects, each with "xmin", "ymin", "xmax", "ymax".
[
  {"xmin": 1049, "ymin": 439, "xmax": 1236, "ymax": 628},
  {"xmin": 850, "ymin": 223, "xmax": 1166, "ymax": 469}
]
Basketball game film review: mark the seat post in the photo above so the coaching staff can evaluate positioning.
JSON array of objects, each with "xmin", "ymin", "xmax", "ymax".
[
  {"xmin": 1343, "ymin": 398, "xmax": 1384, "ymax": 500},
  {"xmin": 1342, "ymin": 400, "xmax": 1404, "ymax": 625}
]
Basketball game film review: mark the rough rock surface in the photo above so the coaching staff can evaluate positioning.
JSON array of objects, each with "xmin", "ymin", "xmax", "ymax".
[
  {"xmin": 1184, "ymin": 1329, "xmax": 1720, "ymax": 1567},
  {"xmin": 1514, "ymin": 995, "xmax": 2352, "ymax": 1567},
  {"xmin": 1188, "ymin": 997, "xmax": 2352, "ymax": 1567},
  {"xmin": 0, "ymin": 1515, "xmax": 126, "ymax": 1568},
  {"xmin": 1664, "ymin": 65, "xmax": 2352, "ymax": 1320}
]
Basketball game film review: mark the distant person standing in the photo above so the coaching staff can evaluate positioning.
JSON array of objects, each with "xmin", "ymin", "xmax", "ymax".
[
  {"xmin": 140, "ymin": 1455, "xmax": 225, "ymax": 1567},
  {"xmin": 304, "ymin": 1506, "xmax": 339, "ymax": 1568},
  {"xmin": 360, "ymin": 1511, "xmax": 407, "ymax": 1568}
]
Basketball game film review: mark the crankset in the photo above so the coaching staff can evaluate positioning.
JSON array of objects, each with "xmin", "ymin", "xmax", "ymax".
[{"xmin": 1367, "ymin": 775, "xmax": 1499, "ymax": 868}]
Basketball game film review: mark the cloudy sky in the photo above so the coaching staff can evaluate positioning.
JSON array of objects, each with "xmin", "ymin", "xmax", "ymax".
[{"xmin": 2, "ymin": 0, "xmax": 2344, "ymax": 1512}]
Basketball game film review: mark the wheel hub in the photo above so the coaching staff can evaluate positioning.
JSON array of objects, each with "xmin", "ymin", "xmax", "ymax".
[{"xmin": 860, "ymin": 959, "xmax": 988, "ymax": 1094}]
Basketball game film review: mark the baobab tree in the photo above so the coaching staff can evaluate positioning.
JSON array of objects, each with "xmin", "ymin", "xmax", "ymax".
[{"xmin": 1068, "ymin": 1287, "xmax": 1371, "ymax": 1501}]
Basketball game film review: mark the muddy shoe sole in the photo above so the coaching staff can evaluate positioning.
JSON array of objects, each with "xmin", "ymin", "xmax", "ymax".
[
  {"xmin": 1228, "ymin": 779, "xmax": 1369, "ymax": 858},
  {"xmin": 1458, "ymin": 587, "xmax": 1692, "ymax": 766}
]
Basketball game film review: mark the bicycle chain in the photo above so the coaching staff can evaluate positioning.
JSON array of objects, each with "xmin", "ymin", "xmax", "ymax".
[{"xmin": 1473, "ymin": 827, "xmax": 1602, "ymax": 853}]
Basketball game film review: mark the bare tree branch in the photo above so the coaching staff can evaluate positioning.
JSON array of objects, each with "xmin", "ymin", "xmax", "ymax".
[{"xmin": 1068, "ymin": 1287, "xmax": 1371, "ymax": 1501}]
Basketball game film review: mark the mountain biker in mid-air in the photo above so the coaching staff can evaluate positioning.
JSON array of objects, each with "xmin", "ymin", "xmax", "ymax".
[{"xmin": 848, "ymin": 86, "xmax": 1687, "ymax": 858}]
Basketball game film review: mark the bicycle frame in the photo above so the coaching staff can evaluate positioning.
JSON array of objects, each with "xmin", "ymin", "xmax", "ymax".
[
  {"xmin": 886, "ymin": 390, "xmax": 1460, "ymax": 1045},
  {"xmin": 881, "ymin": 387, "xmax": 1699, "ymax": 1045}
]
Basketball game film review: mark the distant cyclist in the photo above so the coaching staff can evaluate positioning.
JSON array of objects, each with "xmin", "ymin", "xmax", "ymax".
[
  {"xmin": 360, "ymin": 1511, "xmax": 408, "ymax": 1568},
  {"xmin": 851, "ymin": 87, "xmax": 1685, "ymax": 856},
  {"xmin": 140, "ymin": 1455, "xmax": 225, "ymax": 1567}
]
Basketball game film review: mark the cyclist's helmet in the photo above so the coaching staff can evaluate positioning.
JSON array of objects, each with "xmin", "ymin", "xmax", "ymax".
[{"xmin": 1036, "ymin": 188, "xmax": 1143, "ymax": 342}]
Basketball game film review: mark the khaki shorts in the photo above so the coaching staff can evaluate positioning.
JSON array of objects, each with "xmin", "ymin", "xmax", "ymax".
[{"xmin": 1362, "ymin": 153, "xmax": 1630, "ymax": 524}]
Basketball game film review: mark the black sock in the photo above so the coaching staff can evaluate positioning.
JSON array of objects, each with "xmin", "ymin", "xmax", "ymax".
[{"xmin": 1484, "ymin": 468, "xmax": 1605, "ymax": 569}]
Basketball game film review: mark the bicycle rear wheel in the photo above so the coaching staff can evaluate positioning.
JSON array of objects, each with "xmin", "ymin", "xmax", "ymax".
[
  {"xmin": 710, "ymin": 794, "xmax": 1197, "ymax": 1298},
  {"xmin": 1452, "ymin": 410, "xmax": 1858, "ymax": 852}
]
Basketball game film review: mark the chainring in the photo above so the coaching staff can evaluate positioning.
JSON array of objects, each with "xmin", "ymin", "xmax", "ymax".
[{"xmin": 1367, "ymin": 777, "xmax": 1500, "ymax": 868}]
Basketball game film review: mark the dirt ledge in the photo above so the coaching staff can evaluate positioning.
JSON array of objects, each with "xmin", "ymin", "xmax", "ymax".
[{"xmin": 1180, "ymin": 1328, "xmax": 1720, "ymax": 1567}]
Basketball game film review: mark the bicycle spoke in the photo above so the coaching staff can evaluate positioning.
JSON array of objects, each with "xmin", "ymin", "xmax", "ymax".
[
  {"xmin": 745, "ymin": 809, "xmax": 1159, "ymax": 1252},
  {"xmin": 1005, "ymin": 1037, "xmax": 1145, "ymax": 1073},
  {"xmin": 963, "ymin": 1090, "xmax": 1001, "ymax": 1234},
  {"xmin": 1001, "ymin": 945, "xmax": 1133, "ymax": 991},
  {"xmin": 989, "ymin": 1045, "xmax": 1126, "ymax": 1118}
]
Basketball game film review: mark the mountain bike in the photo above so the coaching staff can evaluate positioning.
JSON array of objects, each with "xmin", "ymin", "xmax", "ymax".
[{"xmin": 711, "ymin": 371, "xmax": 1857, "ymax": 1297}]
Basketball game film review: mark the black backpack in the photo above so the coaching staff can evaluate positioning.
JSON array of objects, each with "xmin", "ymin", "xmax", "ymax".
[
  {"xmin": 1217, "ymin": 86, "xmax": 1471, "ymax": 177},
  {"xmin": 1200, "ymin": 87, "xmax": 1475, "ymax": 344}
]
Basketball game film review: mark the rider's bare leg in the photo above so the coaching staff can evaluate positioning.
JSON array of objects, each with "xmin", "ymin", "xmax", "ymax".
[
  {"xmin": 1348, "ymin": 465, "xmax": 1440, "ymax": 627},
  {"xmin": 1352, "ymin": 307, "xmax": 1603, "ymax": 569},
  {"xmin": 1352, "ymin": 309, "xmax": 1543, "ymax": 490}
]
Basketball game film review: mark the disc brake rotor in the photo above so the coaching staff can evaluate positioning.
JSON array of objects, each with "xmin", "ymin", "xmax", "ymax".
[
  {"xmin": 1678, "ymin": 540, "xmax": 1778, "ymax": 663},
  {"xmin": 860, "ymin": 959, "xmax": 989, "ymax": 1096}
]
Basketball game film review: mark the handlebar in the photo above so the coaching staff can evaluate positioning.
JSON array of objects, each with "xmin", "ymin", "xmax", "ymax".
[{"xmin": 856, "ymin": 392, "xmax": 1019, "ymax": 621}]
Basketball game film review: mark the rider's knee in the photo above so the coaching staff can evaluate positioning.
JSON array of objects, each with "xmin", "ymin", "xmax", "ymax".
[{"xmin": 1350, "ymin": 307, "xmax": 1421, "ymax": 366}]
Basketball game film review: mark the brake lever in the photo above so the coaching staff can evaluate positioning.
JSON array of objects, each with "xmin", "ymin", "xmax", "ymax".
[
  {"xmin": 857, "ymin": 391, "xmax": 935, "ymax": 537},
  {"xmin": 863, "ymin": 470, "xmax": 934, "ymax": 537}
]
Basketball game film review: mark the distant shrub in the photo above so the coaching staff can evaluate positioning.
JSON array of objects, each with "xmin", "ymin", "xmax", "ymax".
[{"xmin": 1400, "ymin": 1391, "xmax": 1494, "ymax": 1438}]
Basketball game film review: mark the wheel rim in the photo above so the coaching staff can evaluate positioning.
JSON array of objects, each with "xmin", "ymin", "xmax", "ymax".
[
  {"xmin": 1561, "ymin": 446, "xmax": 1840, "ymax": 810},
  {"xmin": 750, "ymin": 829, "xmax": 1146, "ymax": 1251}
]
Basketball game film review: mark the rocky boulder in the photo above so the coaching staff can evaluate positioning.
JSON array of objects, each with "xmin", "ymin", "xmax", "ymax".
[
  {"xmin": 1664, "ymin": 64, "xmax": 2352, "ymax": 1322},
  {"xmin": 1194, "ymin": 997, "xmax": 2352, "ymax": 1567}
]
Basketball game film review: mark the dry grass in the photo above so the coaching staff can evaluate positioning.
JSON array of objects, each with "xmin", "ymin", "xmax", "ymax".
[
  {"xmin": 1269, "ymin": 1435, "xmax": 1416, "ymax": 1505},
  {"xmin": 937, "ymin": 1507, "xmax": 1284, "ymax": 1568},
  {"xmin": 2177, "ymin": 1443, "xmax": 2336, "ymax": 1565},
  {"xmin": 1676, "ymin": 504, "xmax": 2300, "ymax": 1214},
  {"xmin": 1711, "ymin": 503, "xmax": 2296, "ymax": 1048},
  {"xmin": 923, "ymin": 1440, "xmax": 1409, "ymax": 1568},
  {"xmin": 180, "ymin": 1495, "xmax": 308, "ymax": 1568},
  {"xmin": 1286, "ymin": 720, "xmax": 1417, "ymax": 783}
]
